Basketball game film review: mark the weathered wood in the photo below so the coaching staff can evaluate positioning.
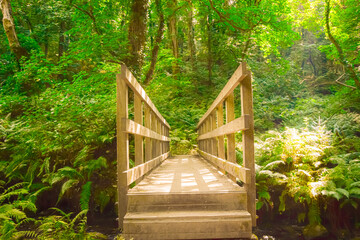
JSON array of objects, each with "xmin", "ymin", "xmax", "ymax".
[
  {"xmin": 122, "ymin": 118, "xmax": 170, "ymax": 142},
  {"xmin": 157, "ymin": 119, "xmax": 162, "ymax": 157},
  {"xmin": 226, "ymin": 93, "xmax": 236, "ymax": 163},
  {"xmin": 116, "ymin": 73, "xmax": 129, "ymax": 229},
  {"xmin": 134, "ymin": 94, "xmax": 143, "ymax": 167},
  {"xmin": 217, "ymin": 104, "xmax": 225, "ymax": 159},
  {"xmin": 144, "ymin": 105, "xmax": 152, "ymax": 162},
  {"xmin": 241, "ymin": 72, "xmax": 256, "ymax": 226},
  {"xmin": 211, "ymin": 113, "xmax": 217, "ymax": 156},
  {"xmin": 197, "ymin": 115, "xmax": 249, "ymax": 140},
  {"xmin": 125, "ymin": 152, "xmax": 170, "ymax": 185},
  {"xmin": 121, "ymin": 64, "xmax": 170, "ymax": 129},
  {"xmin": 197, "ymin": 63, "xmax": 247, "ymax": 128},
  {"xmin": 151, "ymin": 113, "xmax": 157, "ymax": 158},
  {"xmin": 198, "ymin": 150, "xmax": 250, "ymax": 184}
]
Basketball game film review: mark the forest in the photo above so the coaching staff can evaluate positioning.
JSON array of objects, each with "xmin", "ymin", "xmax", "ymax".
[{"xmin": 0, "ymin": 0, "xmax": 360, "ymax": 239}]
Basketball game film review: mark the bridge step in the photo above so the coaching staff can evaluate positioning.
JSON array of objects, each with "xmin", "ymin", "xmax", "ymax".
[
  {"xmin": 123, "ymin": 210, "xmax": 252, "ymax": 240},
  {"xmin": 127, "ymin": 191, "xmax": 247, "ymax": 212}
]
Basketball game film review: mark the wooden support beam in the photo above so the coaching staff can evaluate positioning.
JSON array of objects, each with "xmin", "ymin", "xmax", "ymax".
[
  {"xmin": 226, "ymin": 93, "xmax": 236, "ymax": 163},
  {"xmin": 144, "ymin": 105, "xmax": 152, "ymax": 162},
  {"xmin": 151, "ymin": 113, "xmax": 157, "ymax": 158},
  {"xmin": 197, "ymin": 63, "xmax": 247, "ymax": 128},
  {"xmin": 211, "ymin": 113, "xmax": 217, "ymax": 156},
  {"xmin": 217, "ymin": 104, "xmax": 225, "ymax": 159},
  {"xmin": 122, "ymin": 118, "xmax": 170, "ymax": 142},
  {"xmin": 134, "ymin": 94, "xmax": 143, "ymax": 167},
  {"xmin": 241, "ymin": 71, "xmax": 256, "ymax": 226},
  {"xmin": 116, "ymin": 72, "xmax": 129, "ymax": 229},
  {"xmin": 198, "ymin": 150, "xmax": 250, "ymax": 184},
  {"xmin": 197, "ymin": 115, "xmax": 249, "ymax": 140},
  {"xmin": 125, "ymin": 152, "xmax": 170, "ymax": 185},
  {"xmin": 121, "ymin": 65, "xmax": 170, "ymax": 129}
]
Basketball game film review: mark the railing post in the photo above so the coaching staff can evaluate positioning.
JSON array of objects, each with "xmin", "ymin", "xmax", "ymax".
[
  {"xmin": 217, "ymin": 104, "xmax": 225, "ymax": 159},
  {"xmin": 226, "ymin": 93, "xmax": 236, "ymax": 163},
  {"xmin": 151, "ymin": 113, "xmax": 157, "ymax": 158},
  {"xmin": 116, "ymin": 70, "xmax": 129, "ymax": 229},
  {"xmin": 144, "ymin": 105, "xmax": 152, "ymax": 162},
  {"xmin": 134, "ymin": 95, "xmax": 143, "ymax": 166},
  {"xmin": 211, "ymin": 112, "xmax": 217, "ymax": 156},
  {"xmin": 241, "ymin": 71, "xmax": 256, "ymax": 227}
]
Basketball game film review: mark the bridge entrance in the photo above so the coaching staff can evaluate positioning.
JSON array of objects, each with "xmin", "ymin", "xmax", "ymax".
[{"xmin": 116, "ymin": 63, "xmax": 255, "ymax": 239}]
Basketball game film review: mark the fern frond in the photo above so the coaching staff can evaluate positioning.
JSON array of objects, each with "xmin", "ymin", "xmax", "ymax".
[
  {"xmin": 264, "ymin": 160, "xmax": 285, "ymax": 170},
  {"xmin": 58, "ymin": 179, "xmax": 79, "ymax": 203},
  {"xmin": 80, "ymin": 181, "xmax": 92, "ymax": 211}
]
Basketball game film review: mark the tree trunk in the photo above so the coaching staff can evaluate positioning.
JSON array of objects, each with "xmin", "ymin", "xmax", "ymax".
[
  {"xmin": 168, "ymin": 0, "xmax": 179, "ymax": 77},
  {"xmin": 0, "ymin": 0, "xmax": 29, "ymax": 61},
  {"xmin": 207, "ymin": 7, "xmax": 212, "ymax": 84},
  {"xmin": 144, "ymin": 0, "xmax": 164, "ymax": 85},
  {"xmin": 127, "ymin": 0, "xmax": 148, "ymax": 74},
  {"xmin": 58, "ymin": 21, "xmax": 65, "ymax": 61},
  {"xmin": 187, "ymin": 1, "xmax": 195, "ymax": 69},
  {"xmin": 325, "ymin": 0, "xmax": 360, "ymax": 89}
]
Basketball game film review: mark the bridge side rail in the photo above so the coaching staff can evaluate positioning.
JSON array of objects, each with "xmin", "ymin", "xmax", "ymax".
[
  {"xmin": 196, "ymin": 62, "xmax": 255, "ymax": 226},
  {"xmin": 117, "ymin": 64, "xmax": 171, "ymax": 228}
]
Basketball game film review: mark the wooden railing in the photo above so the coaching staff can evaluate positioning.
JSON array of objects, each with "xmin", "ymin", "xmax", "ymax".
[
  {"xmin": 196, "ymin": 62, "xmax": 255, "ymax": 226},
  {"xmin": 117, "ymin": 65, "xmax": 171, "ymax": 228}
]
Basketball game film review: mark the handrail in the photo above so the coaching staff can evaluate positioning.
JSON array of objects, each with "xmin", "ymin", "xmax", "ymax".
[
  {"xmin": 196, "ymin": 62, "xmax": 255, "ymax": 227},
  {"xmin": 116, "ymin": 65, "xmax": 171, "ymax": 229}
]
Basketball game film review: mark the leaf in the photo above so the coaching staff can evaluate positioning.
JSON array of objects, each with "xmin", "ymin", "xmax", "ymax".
[
  {"xmin": 58, "ymin": 179, "xmax": 79, "ymax": 202},
  {"xmin": 258, "ymin": 191, "xmax": 271, "ymax": 201},
  {"xmin": 349, "ymin": 188, "xmax": 360, "ymax": 197},
  {"xmin": 80, "ymin": 181, "xmax": 92, "ymax": 211},
  {"xmin": 336, "ymin": 188, "xmax": 349, "ymax": 198},
  {"xmin": 256, "ymin": 201, "xmax": 264, "ymax": 210}
]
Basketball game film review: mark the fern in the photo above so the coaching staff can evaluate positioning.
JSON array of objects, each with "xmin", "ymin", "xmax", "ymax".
[
  {"xmin": 80, "ymin": 181, "xmax": 92, "ymax": 210},
  {"xmin": 58, "ymin": 179, "xmax": 79, "ymax": 202}
]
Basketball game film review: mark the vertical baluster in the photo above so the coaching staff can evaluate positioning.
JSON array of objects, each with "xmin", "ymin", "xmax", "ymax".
[
  {"xmin": 211, "ymin": 112, "xmax": 217, "ymax": 156},
  {"xmin": 226, "ymin": 93, "xmax": 236, "ymax": 163},
  {"xmin": 241, "ymin": 71, "xmax": 256, "ymax": 226},
  {"xmin": 116, "ymin": 70, "xmax": 129, "ymax": 229},
  {"xmin": 144, "ymin": 105, "xmax": 151, "ymax": 162},
  {"xmin": 134, "ymin": 94, "xmax": 143, "ymax": 167},
  {"xmin": 217, "ymin": 104, "xmax": 225, "ymax": 159},
  {"xmin": 151, "ymin": 113, "xmax": 157, "ymax": 158}
]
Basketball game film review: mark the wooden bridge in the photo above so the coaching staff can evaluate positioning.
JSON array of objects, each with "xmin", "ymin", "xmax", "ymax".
[{"xmin": 116, "ymin": 63, "xmax": 255, "ymax": 239}]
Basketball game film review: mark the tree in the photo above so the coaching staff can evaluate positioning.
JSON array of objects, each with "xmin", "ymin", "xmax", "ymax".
[{"xmin": 0, "ymin": 0, "xmax": 29, "ymax": 61}]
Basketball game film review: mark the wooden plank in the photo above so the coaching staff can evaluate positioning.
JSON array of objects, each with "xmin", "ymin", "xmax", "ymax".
[
  {"xmin": 217, "ymin": 104, "xmax": 225, "ymax": 159},
  {"xmin": 116, "ymin": 73, "xmax": 129, "ymax": 229},
  {"xmin": 241, "ymin": 71, "xmax": 256, "ymax": 226},
  {"xmin": 125, "ymin": 152, "xmax": 170, "ymax": 185},
  {"xmin": 211, "ymin": 113, "xmax": 217, "ymax": 156},
  {"xmin": 226, "ymin": 93, "xmax": 236, "ymax": 163},
  {"xmin": 197, "ymin": 63, "xmax": 247, "ymax": 128},
  {"xmin": 134, "ymin": 94, "xmax": 143, "ymax": 167},
  {"xmin": 157, "ymin": 120, "xmax": 161, "ymax": 157},
  {"xmin": 122, "ymin": 118, "xmax": 170, "ymax": 142},
  {"xmin": 144, "ymin": 105, "xmax": 152, "ymax": 162},
  {"xmin": 197, "ymin": 115, "xmax": 249, "ymax": 140},
  {"xmin": 151, "ymin": 113, "xmax": 157, "ymax": 158},
  {"xmin": 198, "ymin": 150, "xmax": 250, "ymax": 184},
  {"xmin": 120, "ymin": 65, "xmax": 170, "ymax": 129}
]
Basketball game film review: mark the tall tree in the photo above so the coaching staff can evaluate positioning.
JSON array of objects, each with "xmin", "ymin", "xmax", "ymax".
[
  {"xmin": 187, "ymin": 1, "xmax": 195, "ymax": 69},
  {"xmin": 168, "ymin": 0, "xmax": 179, "ymax": 77},
  {"xmin": 127, "ymin": 0, "xmax": 148, "ymax": 74},
  {"xmin": 0, "ymin": 0, "xmax": 29, "ymax": 61},
  {"xmin": 144, "ymin": 0, "xmax": 165, "ymax": 85},
  {"xmin": 325, "ymin": 0, "xmax": 360, "ymax": 89}
]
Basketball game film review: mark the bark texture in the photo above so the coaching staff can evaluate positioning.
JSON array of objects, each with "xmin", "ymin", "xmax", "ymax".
[
  {"xmin": 144, "ymin": 0, "xmax": 164, "ymax": 85},
  {"xmin": 127, "ymin": 0, "xmax": 148, "ymax": 73},
  {"xmin": 0, "ymin": 0, "xmax": 29, "ymax": 60},
  {"xmin": 168, "ymin": 0, "xmax": 179, "ymax": 76}
]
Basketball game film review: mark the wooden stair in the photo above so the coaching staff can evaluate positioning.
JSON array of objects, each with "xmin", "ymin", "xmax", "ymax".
[{"xmin": 122, "ymin": 156, "xmax": 252, "ymax": 239}]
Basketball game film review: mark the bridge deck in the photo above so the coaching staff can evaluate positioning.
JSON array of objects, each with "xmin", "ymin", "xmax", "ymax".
[{"xmin": 129, "ymin": 155, "xmax": 242, "ymax": 194}]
